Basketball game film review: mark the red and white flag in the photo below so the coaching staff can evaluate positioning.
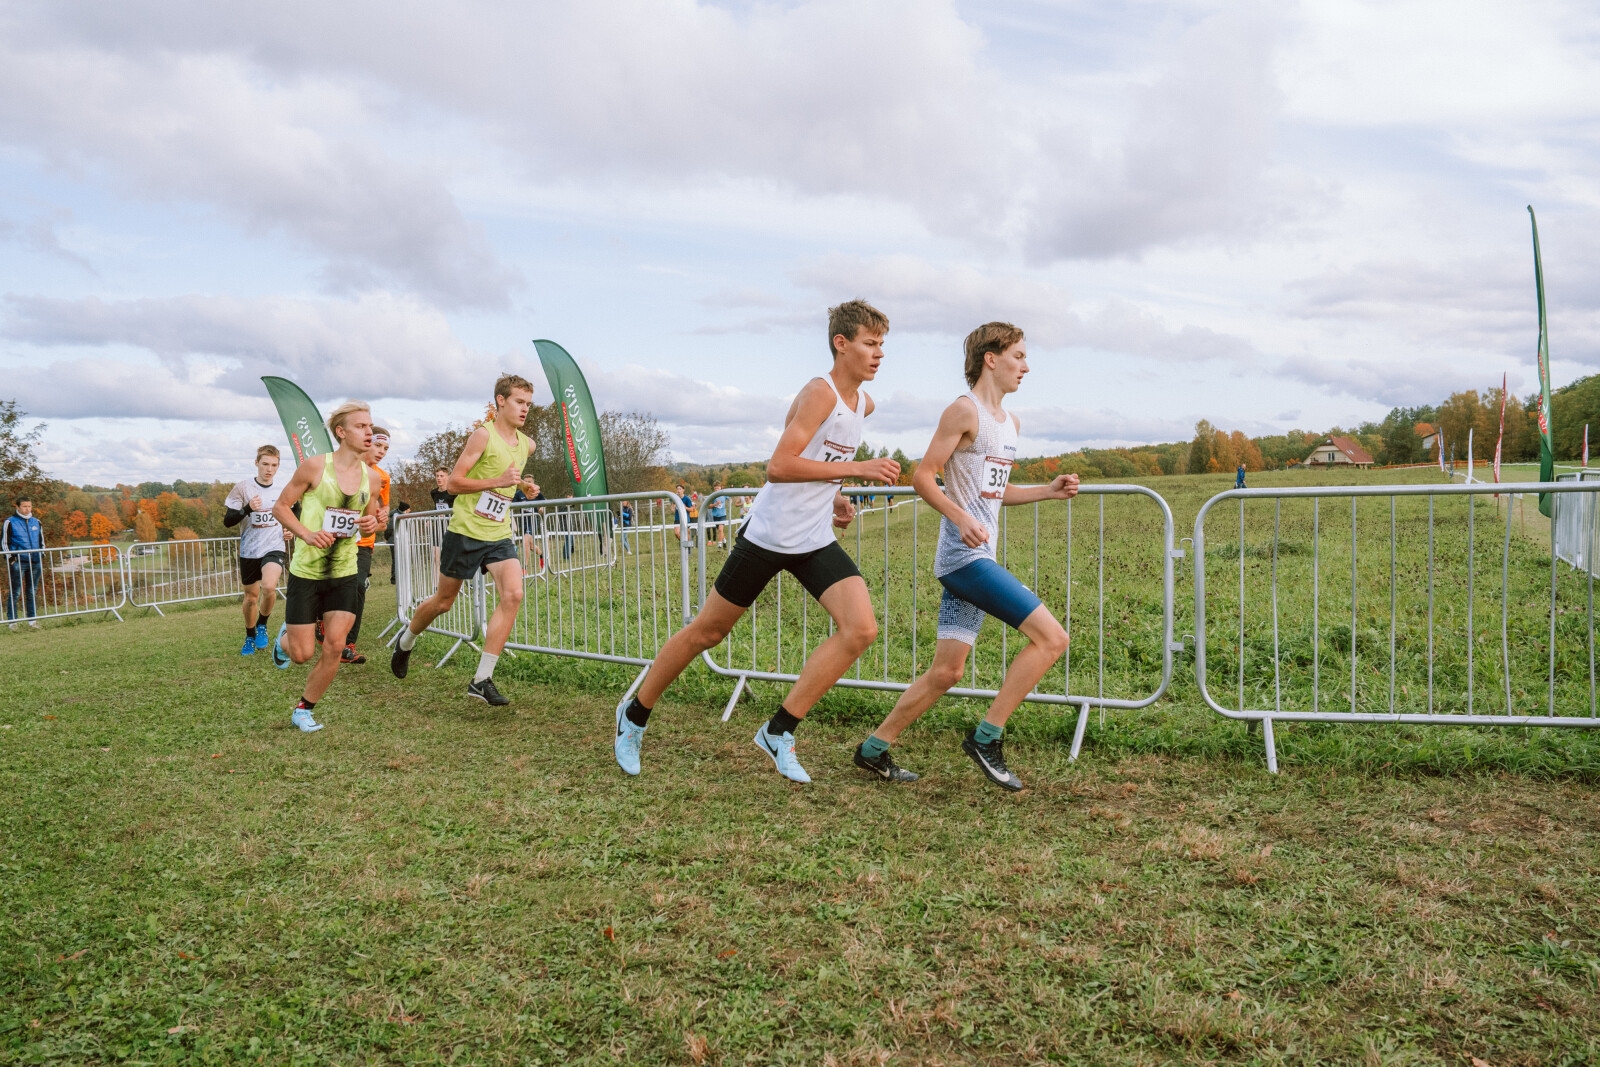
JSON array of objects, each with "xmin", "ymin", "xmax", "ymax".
[
  {"xmin": 1493, "ymin": 372, "xmax": 1507, "ymax": 488},
  {"xmin": 1438, "ymin": 428, "xmax": 1447, "ymax": 473},
  {"xmin": 1585, "ymin": 424, "xmax": 1590, "ymax": 468}
]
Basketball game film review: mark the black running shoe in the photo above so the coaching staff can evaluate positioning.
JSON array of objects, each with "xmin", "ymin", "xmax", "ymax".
[
  {"xmin": 390, "ymin": 644, "xmax": 412, "ymax": 679},
  {"xmin": 961, "ymin": 730, "xmax": 1024, "ymax": 792},
  {"xmin": 467, "ymin": 677, "xmax": 510, "ymax": 706},
  {"xmin": 853, "ymin": 743, "xmax": 919, "ymax": 782}
]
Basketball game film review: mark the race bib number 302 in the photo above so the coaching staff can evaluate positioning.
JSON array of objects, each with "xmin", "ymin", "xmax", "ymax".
[
  {"xmin": 248, "ymin": 510, "xmax": 277, "ymax": 529},
  {"xmin": 980, "ymin": 456, "xmax": 1013, "ymax": 500},
  {"xmin": 474, "ymin": 490, "xmax": 511, "ymax": 523},
  {"xmin": 323, "ymin": 507, "xmax": 360, "ymax": 539}
]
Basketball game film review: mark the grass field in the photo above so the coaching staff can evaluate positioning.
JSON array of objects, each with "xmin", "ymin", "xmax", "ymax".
[{"xmin": 5, "ymin": 469, "xmax": 1600, "ymax": 1064}]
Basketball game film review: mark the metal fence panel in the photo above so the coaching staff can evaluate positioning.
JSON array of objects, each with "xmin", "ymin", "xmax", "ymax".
[
  {"xmin": 123, "ymin": 537, "xmax": 304, "ymax": 613},
  {"xmin": 1193, "ymin": 481, "xmax": 1600, "ymax": 772},
  {"xmin": 393, "ymin": 509, "xmax": 483, "ymax": 664},
  {"xmin": 694, "ymin": 485, "xmax": 1178, "ymax": 758},
  {"xmin": 1, "ymin": 544, "xmax": 126, "ymax": 625},
  {"xmin": 1552, "ymin": 471, "xmax": 1600, "ymax": 575}
]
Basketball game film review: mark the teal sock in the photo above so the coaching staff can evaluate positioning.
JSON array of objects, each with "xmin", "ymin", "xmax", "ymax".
[
  {"xmin": 975, "ymin": 720, "xmax": 1004, "ymax": 745},
  {"xmin": 860, "ymin": 735, "xmax": 889, "ymax": 759}
]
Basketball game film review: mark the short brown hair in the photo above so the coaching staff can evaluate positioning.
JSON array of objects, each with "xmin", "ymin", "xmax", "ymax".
[
  {"xmin": 827, "ymin": 300, "xmax": 889, "ymax": 357},
  {"xmin": 371, "ymin": 425, "xmax": 389, "ymax": 439},
  {"xmin": 963, "ymin": 322, "xmax": 1025, "ymax": 386},
  {"xmin": 494, "ymin": 373, "xmax": 535, "ymax": 400},
  {"xmin": 255, "ymin": 444, "xmax": 279, "ymax": 462}
]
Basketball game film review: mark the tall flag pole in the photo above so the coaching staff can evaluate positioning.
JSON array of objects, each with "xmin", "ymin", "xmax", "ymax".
[
  {"xmin": 1493, "ymin": 371, "xmax": 1507, "ymax": 491},
  {"xmin": 1466, "ymin": 428, "xmax": 1474, "ymax": 483},
  {"xmin": 261, "ymin": 376, "xmax": 333, "ymax": 463},
  {"xmin": 1584, "ymin": 424, "xmax": 1589, "ymax": 469},
  {"xmin": 1529, "ymin": 206, "xmax": 1556, "ymax": 515},
  {"xmin": 532, "ymin": 340, "xmax": 610, "ymax": 499},
  {"xmin": 1438, "ymin": 427, "xmax": 1447, "ymax": 474}
]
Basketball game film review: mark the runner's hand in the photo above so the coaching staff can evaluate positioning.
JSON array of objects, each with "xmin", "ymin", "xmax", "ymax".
[
  {"xmin": 305, "ymin": 530, "xmax": 337, "ymax": 549},
  {"xmin": 832, "ymin": 494, "xmax": 856, "ymax": 529},
  {"xmin": 855, "ymin": 458, "xmax": 901, "ymax": 485},
  {"xmin": 956, "ymin": 510, "xmax": 990, "ymax": 548},
  {"xmin": 356, "ymin": 514, "xmax": 379, "ymax": 535},
  {"xmin": 248, "ymin": 494, "xmax": 263, "ymax": 511},
  {"xmin": 1049, "ymin": 474, "xmax": 1081, "ymax": 500},
  {"xmin": 496, "ymin": 466, "xmax": 521, "ymax": 489}
]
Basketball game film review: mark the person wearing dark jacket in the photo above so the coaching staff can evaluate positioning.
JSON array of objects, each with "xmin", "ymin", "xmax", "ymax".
[{"xmin": 2, "ymin": 496, "xmax": 45, "ymax": 629}]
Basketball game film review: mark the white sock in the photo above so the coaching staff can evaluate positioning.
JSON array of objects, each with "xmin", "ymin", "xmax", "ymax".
[
  {"xmin": 398, "ymin": 628, "xmax": 418, "ymax": 651},
  {"xmin": 474, "ymin": 652, "xmax": 498, "ymax": 683}
]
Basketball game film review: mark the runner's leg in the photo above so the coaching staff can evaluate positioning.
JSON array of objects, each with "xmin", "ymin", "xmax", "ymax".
[
  {"xmin": 869, "ymin": 639, "xmax": 972, "ymax": 744},
  {"xmin": 301, "ymin": 610, "xmax": 355, "ymax": 702},
  {"xmin": 635, "ymin": 591, "xmax": 748, "ymax": 708},
  {"xmin": 776, "ymin": 575, "xmax": 877, "ymax": 718},
  {"xmin": 259, "ymin": 562, "xmax": 281, "ymax": 619},
  {"xmin": 404, "ymin": 575, "xmax": 465, "ymax": 637},
  {"xmin": 346, "ymin": 545, "xmax": 373, "ymax": 647},
  {"xmin": 975, "ymin": 605, "xmax": 1067, "ymax": 730},
  {"xmin": 481, "ymin": 555, "xmax": 523, "ymax": 655},
  {"xmin": 241, "ymin": 579, "xmax": 261, "ymax": 633}
]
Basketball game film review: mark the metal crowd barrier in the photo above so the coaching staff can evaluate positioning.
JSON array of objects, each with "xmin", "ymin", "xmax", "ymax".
[
  {"xmin": 123, "ymin": 536, "xmax": 305, "ymax": 614},
  {"xmin": 392, "ymin": 509, "xmax": 484, "ymax": 665},
  {"xmin": 1552, "ymin": 471, "xmax": 1600, "ymax": 575},
  {"xmin": 1, "ymin": 544, "xmax": 126, "ymax": 625},
  {"xmin": 1193, "ymin": 481, "xmax": 1600, "ymax": 772},
  {"xmin": 694, "ymin": 485, "xmax": 1179, "ymax": 759}
]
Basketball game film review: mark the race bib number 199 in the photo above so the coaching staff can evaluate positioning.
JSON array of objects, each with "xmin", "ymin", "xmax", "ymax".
[
  {"xmin": 980, "ymin": 456, "xmax": 1013, "ymax": 500},
  {"xmin": 473, "ymin": 490, "xmax": 511, "ymax": 523},
  {"xmin": 322, "ymin": 507, "xmax": 360, "ymax": 538}
]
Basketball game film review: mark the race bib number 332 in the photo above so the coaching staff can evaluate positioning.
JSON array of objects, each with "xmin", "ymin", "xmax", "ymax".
[
  {"xmin": 473, "ymin": 490, "xmax": 511, "ymax": 523},
  {"xmin": 980, "ymin": 456, "xmax": 1013, "ymax": 500}
]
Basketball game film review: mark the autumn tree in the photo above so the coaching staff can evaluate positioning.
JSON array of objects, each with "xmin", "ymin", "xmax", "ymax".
[
  {"xmin": 64, "ymin": 510, "xmax": 89, "ymax": 539},
  {"xmin": 134, "ymin": 510, "xmax": 158, "ymax": 542},
  {"xmin": 89, "ymin": 513, "xmax": 114, "ymax": 543}
]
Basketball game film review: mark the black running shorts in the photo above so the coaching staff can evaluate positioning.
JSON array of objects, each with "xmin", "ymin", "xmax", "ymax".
[
  {"xmin": 439, "ymin": 530, "xmax": 518, "ymax": 580},
  {"xmin": 713, "ymin": 532, "xmax": 861, "ymax": 608},
  {"xmin": 239, "ymin": 550, "xmax": 287, "ymax": 586},
  {"xmin": 286, "ymin": 573, "xmax": 362, "ymax": 625}
]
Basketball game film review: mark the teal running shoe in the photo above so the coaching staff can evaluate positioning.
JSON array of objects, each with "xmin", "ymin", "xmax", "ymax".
[
  {"xmin": 271, "ymin": 623, "xmax": 291, "ymax": 669},
  {"xmin": 753, "ymin": 724, "xmax": 811, "ymax": 784},
  {"xmin": 240, "ymin": 635, "xmax": 256, "ymax": 657},
  {"xmin": 254, "ymin": 623, "xmax": 269, "ymax": 650},
  {"xmin": 614, "ymin": 697, "xmax": 646, "ymax": 776},
  {"xmin": 290, "ymin": 706, "xmax": 324, "ymax": 733}
]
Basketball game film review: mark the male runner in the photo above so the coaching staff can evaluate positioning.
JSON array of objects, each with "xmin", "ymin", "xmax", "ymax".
[
  {"xmin": 854, "ymin": 322, "xmax": 1078, "ymax": 791},
  {"xmin": 390, "ymin": 374, "xmax": 535, "ymax": 706},
  {"xmin": 430, "ymin": 469, "xmax": 454, "ymax": 511},
  {"xmin": 613, "ymin": 300, "xmax": 900, "ymax": 782},
  {"xmin": 269, "ymin": 402, "xmax": 382, "ymax": 732},
  {"xmin": 342, "ymin": 426, "xmax": 393, "ymax": 663},
  {"xmin": 223, "ymin": 445, "xmax": 288, "ymax": 655}
]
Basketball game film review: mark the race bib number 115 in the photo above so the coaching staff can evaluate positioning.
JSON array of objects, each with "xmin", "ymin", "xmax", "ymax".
[{"xmin": 474, "ymin": 490, "xmax": 511, "ymax": 523}]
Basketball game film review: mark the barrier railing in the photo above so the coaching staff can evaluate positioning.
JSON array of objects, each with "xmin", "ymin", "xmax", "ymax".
[
  {"xmin": 1553, "ymin": 471, "xmax": 1600, "ymax": 575},
  {"xmin": 2, "ymin": 544, "xmax": 126, "ymax": 625},
  {"xmin": 1193, "ymin": 481, "xmax": 1600, "ymax": 772},
  {"xmin": 393, "ymin": 509, "xmax": 484, "ymax": 665},
  {"xmin": 123, "ymin": 536, "xmax": 308, "ymax": 614},
  {"xmin": 694, "ymin": 485, "xmax": 1179, "ymax": 758}
]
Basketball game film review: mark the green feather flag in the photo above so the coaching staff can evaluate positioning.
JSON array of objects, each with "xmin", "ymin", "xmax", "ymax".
[
  {"xmin": 261, "ymin": 376, "xmax": 333, "ymax": 465},
  {"xmin": 533, "ymin": 339, "xmax": 609, "ymax": 498},
  {"xmin": 1528, "ymin": 207, "xmax": 1555, "ymax": 517}
]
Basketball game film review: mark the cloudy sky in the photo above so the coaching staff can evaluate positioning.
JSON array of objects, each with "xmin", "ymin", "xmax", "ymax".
[{"xmin": 3, "ymin": 0, "xmax": 1598, "ymax": 485}]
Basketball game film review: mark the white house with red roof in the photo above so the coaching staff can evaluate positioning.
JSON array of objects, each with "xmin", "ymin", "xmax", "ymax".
[{"xmin": 1303, "ymin": 436, "xmax": 1375, "ymax": 468}]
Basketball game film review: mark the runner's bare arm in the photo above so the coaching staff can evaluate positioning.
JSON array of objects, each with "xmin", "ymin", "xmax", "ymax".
[
  {"xmin": 272, "ymin": 456, "xmax": 336, "ymax": 548},
  {"xmin": 912, "ymin": 398, "xmax": 988, "ymax": 547},
  {"xmin": 356, "ymin": 477, "xmax": 383, "ymax": 535},
  {"xmin": 1001, "ymin": 413, "xmax": 1079, "ymax": 504},
  {"xmin": 444, "ymin": 427, "xmax": 521, "ymax": 494},
  {"xmin": 767, "ymin": 379, "xmax": 899, "ymax": 485}
]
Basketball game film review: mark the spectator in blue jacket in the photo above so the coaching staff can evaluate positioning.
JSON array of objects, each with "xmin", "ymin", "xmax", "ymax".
[{"xmin": 3, "ymin": 496, "xmax": 45, "ymax": 629}]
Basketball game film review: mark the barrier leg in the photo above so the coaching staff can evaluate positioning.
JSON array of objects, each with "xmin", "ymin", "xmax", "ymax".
[
  {"xmin": 721, "ymin": 674, "xmax": 748, "ymax": 723},
  {"xmin": 1068, "ymin": 701, "xmax": 1091, "ymax": 761},
  {"xmin": 377, "ymin": 616, "xmax": 400, "ymax": 641},
  {"xmin": 622, "ymin": 664, "xmax": 650, "ymax": 706},
  {"xmin": 1261, "ymin": 717, "xmax": 1279, "ymax": 774},
  {"xmin": 435, "ymin": 637, "xmax": 466, "ymax": 669}
]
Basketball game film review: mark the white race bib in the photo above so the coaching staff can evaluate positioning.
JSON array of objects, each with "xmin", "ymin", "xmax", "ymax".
[
  {"xmin": 322, "ymin": 507, "xmax": 360, "ymax": 539},
  {"xmin": 821, "ymin": 438, "xmax": 853, "ymax": 484},
  {"xmin": 249, "ymin": 509, "xmax": 277, "ymax": 529},
  {"xmin": 473, "ymin": 490, "xmax": 511, "ymax": 523},
  {"xmin": 981, "ymin": 455, "xmax": 1013, "ymax": 500}
]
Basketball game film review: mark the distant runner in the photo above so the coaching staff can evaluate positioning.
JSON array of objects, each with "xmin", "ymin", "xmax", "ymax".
[
  {"xmin": 391, "ymin": 374, "xmax": 536, "ymax": 707},
  {"xmin": 270, "ymin": 402, "xmax": 382, "ymax": 732},
  {"xmin": 342, "ymin": 426, "xmax": 393, "ymax": 664},
  {"xmin": 854, "ymin": 323, "xmax": 1077, "ymax": 790},
  {"xmin": 223, "ymin": 445, "xmax": 287, "ymax": 656},
  {"xmin": 430, "ymin": 468, "xmax": 454, "ymax": 511},
  {"xmin": 613, "ymin": 300, "xmax": 899, "ymax": 782}
]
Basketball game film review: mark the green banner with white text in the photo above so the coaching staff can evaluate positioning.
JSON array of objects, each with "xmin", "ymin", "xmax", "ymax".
[
  {"xmin": 533, "ymin": 340, "xmax": 609, "ymax": 498},
  {"xmin": 1528, "ymin": 207, "xmax": 1555, "ymax": 517},
  {"xmin": 261, "ymin": 376, "xmax": 332, "ymax": 465}
]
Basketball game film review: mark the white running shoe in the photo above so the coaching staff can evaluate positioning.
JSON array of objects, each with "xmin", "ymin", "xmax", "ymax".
[
  {"xmin": 614, "ymin": 697, "xmax": 646, "ymax": 776},
  {"xmin": 290, "ymin": 706, "xmax": 324, "ymax": 733},
  {"xmin": 753, "ymin": 724, "xmax": 811, "ymax": 784}
]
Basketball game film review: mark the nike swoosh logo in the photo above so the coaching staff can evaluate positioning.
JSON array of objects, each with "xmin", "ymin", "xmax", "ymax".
[{"xmin": 976, "ymin": 754, "xmax": 1012, "ymax": 782}]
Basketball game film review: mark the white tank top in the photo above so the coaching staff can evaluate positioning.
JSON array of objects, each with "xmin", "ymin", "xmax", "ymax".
[
  {"xmin": 934, "ymin": 392, "xmax": 1018, "ymax": 577},
  {"xmin": 742, "ymin": 376, "xmax": 867, "ymax": 555}
]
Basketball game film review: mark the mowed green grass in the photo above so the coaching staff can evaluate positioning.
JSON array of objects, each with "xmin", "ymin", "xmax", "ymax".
[{"xmin": 5, "ymin": 555, "xmax": 1600, "ymax": 1065}]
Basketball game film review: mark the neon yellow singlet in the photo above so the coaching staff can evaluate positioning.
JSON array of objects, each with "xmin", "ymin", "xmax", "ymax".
[
  {"xmin": 449, "ymin": 420, "xmax": 531, "ymax": 543},
  {"xmin": 290, "ymin": 457, "xmax": 371, "ymax": 580}
]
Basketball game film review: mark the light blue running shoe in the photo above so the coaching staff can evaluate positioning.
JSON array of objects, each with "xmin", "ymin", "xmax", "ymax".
[
  {"xmin": 254, "ymin": 623, "xmax": 269, "ymax": 650},
  {"xmin": 239, "ymin": 635, "xmax": 256, "ymax": 657},
  {"xmin": 290, "ymin": 706, "xmax": 324, "ymax": 733},
  {"xmin": 271, "ymin": 623, "xmax": 291, "ymax": 669},
  {"xmin": 753, "ymin": 724, "xmax": 811, "ymax": 784},
  {"xmin": 614, "ymin": 697, "xmax": 646, "ymax": 776}
]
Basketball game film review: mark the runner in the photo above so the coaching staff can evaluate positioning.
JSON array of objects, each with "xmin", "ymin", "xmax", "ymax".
[
  {"xmin": 430, "ymin": 468, "xmax": 454, "ymax": 511},
  {"xmin": 613, "ymin": 300, "xmax": 900, "ymax": 782},
  {"xmin": 390, "ymin": 374, "xmax": 536, "ymax": 706},
  {"xmin": 269, "ymin": 402, "xmax": 383, "ymax": 732},
  {"xmin": 342, "ymin": 426, "xmax": 393, "ymax": 664},
  {"xmin": 223, "ymin": 445, "xmax": 288, "ymax": 656},
  {"xmin": 853, "ymin": 322, "xmax": 1078, "ymax": 791}
]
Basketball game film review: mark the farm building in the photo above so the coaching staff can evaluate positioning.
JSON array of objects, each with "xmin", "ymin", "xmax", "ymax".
[
  {"xmin": 1415, "ymin": 422, "xmax": 1439, "ymax": 453},
  {"xmin": 1303, "ymin": 436, "xmax": 1375, "ymax": 468}
]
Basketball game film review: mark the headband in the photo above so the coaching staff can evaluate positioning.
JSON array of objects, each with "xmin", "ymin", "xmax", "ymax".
[{"xmin": 372, "ymin": 433, "xmax": 390, "ymax": 444}]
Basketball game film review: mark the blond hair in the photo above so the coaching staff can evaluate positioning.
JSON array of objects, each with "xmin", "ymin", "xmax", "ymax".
[
  {"xmin": 827, "ymin": 300, "xmax": 889, "ymax": 357},
  {"xmin": 327, "ymin": 400, "xmax": 371, "ymax": 443},
  {"xmin": 255, "ymin": 444, "xmax": 279, "ymax": 462},
  {"xmin": 963, "ymin": 322, "xmax": 1024, "ymax": 387}
]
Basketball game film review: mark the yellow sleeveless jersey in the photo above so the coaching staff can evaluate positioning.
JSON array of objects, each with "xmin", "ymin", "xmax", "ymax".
[
  {"xmin": 290, "ymin": 457, "xmax": 371, "ymax": 580},
  {"xmin": 449, "ymin": 421, "xmax": 531, "ymax": 542}
]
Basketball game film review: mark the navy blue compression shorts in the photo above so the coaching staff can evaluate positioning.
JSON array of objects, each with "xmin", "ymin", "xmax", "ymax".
[{"xmin": 936, "ymin": 557, "xmax": 1044, "ymax": 645}]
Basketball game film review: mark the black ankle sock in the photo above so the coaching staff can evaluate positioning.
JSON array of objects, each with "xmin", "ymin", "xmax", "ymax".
[
  {"xmin": 767, "ymin": 706, "xmax": 801, "ymax": 736},
  {"xmin": 257, "ymin": 613, "xmax": 270, "ymax": 627},
  {"xmin": 245, "ymin": 627, "xmax": 255, "ymax": 640},
  {"xmin": 624, "ymin": 697, "xmax": 652, "ymax": 728},
  {"xmin": 297, "ymin": 698, "xmax": 316, "ymax": 711}
]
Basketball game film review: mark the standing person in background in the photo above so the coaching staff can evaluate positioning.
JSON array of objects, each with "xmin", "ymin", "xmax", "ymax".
[
  {"xmin": 342, "ymin": 426, "xmax": 393, "ymax": 664},
  {"xmin": 223, "ymin": 445, "xmax": 288, "ymax": 655},
  {"xmin": 707, "ymin": 484, "xmax": 729, "ymax": 549},
  {"xmin": 2, "ymin": 496, "xmax": 45, "ymax": 630},
  {"xmin": 430, "ymin": 468, "xmax": 454, "ymax": 511},
  {"xmin": 512, "ymin": 475, "xmax": 544, "ymax": 574},
  {"xmin": 618, "ymin": 500, "xmax": 634, "ymax": 554},
  {"xmin": 1235, "ymin": 463, "xmax": 1246, "ymax": 490}
]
